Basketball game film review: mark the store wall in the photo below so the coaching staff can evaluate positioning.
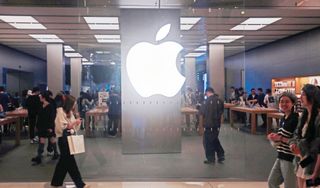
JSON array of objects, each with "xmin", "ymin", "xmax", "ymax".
[
  {"xmin": 225, "ymin": 27, "xmax": 320, "ymax": 92},
  {"xmin": 0, "ymin": 45, "xmax": 46, "ymax": 88},
  {"xmin": 6, "ymin": 71, "xmax": 33, "ymax": 94}
]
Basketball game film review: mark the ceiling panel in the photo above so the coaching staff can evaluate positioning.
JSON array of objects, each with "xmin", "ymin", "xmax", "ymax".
[{"xmin": 0, "ymin": 2, "xmax": 318, "ymax": 61}]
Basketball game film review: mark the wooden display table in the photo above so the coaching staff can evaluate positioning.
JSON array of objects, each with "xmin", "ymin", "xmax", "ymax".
[
  {"xmin": 5, "ymin": 108, "xmax": 28, "ymax": 118},
  {"xmin": 181, "ymin": 107, "xmax": 198, "ymax": 129},
  {"xmin": 5, "ymin": 108, "xmax": 28, "ymax": 145},
  {"xmin": 180, "ymin": 107, "xmax": 198, "ymax": 114},
  {"xmin": 0, "ymin": 116, "xmax": 20, "ymax": 145},
  {"xmin": 230, "ymin": 106, "xmax": 278, "ymax": 134},
  {"xmin": 224, "ymin": 103, "xmax": 236, "ymax": 109},
  {"xmin": 224, "ymin": 103, "xmax": 236, "ymax": 122},
  {"xmin": 85, "ymin": 107, "xmax": 108, "ymax": 136},
  {"xmin": 267, "ymin": 112, "xmax": 283, "ymax": 135}
]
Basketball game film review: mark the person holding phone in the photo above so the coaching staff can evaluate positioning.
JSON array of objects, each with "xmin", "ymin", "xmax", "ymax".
[
  {"xmin": 51, "ymin": 94, "xmax": 89, "ymax": 188},
  {"xmin": 288, "ymin": 84, "xmax": 320, "ymax": 188},
  {"xmin": 267, "ymin": 92, "xmax": 299, "ymax": 188}
]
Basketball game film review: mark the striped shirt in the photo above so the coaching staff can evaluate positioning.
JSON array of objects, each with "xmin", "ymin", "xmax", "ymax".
[{"xmin": 276, "ymin": 112, "xmax": 299, "ymax": 162}]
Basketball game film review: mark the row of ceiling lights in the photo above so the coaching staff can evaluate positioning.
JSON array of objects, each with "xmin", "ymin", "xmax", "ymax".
[
  {"xmin": 185, "ymin": 17, "xmax": 282, "ymax": 57},
  {"xmin": 0, "ymin": 15, "xmax": 282, "ymax": 60},
  {"xmin": 0, "ymin": 15, "xmax": 201, "ymax": 63}
]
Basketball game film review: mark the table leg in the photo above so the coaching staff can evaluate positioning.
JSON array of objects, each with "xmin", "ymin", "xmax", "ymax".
[
  {"xmin": 251, "ymin": 113, "xmax": 257, "ymax": 134},
  {"xmin": 85, "ymin": 114, "xmax": 90, "ymax": 137},
  {"xmin": 267, "ymin": 116, "xmax": 272, "ymax": 135},
  {"xmin": 15, "ymin": 118, "xmax": 21, "ymax": 146},
  {"xmin": 230, "ymin": 110, "xmax": 234, "ymax": 127},
  {"xmin": 185, "ymin": 114, "xmax": 190, "ymax": 128}
]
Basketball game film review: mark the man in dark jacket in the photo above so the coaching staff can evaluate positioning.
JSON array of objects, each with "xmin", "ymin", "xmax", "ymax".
[
  {"xmin": 26, "ymin": 87, "xmax": 41, "ymax": 144},
  {"xmin": 199, "ymin": 87, "xmax": 225, "ymax": 164}
]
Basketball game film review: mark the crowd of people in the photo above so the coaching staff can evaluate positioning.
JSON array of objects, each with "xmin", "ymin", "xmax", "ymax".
[
  {"xmin": 0, "ymin": 86, "xmax": 122, "ymax": 188},
  {"xmin": 228, "ymin": 86, "xmax": 277, "ymax": 127},
  {"xmin": 2, "ymin": 83, "xmax": 320, "ymax": 187}
]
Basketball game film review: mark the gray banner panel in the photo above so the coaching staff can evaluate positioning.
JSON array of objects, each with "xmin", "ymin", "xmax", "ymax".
[{"xmin": 120, "ymin": 9, "xmax": 182, "ymax": 154}]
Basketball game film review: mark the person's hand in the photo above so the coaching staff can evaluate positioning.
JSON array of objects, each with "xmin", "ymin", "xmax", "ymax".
[
  {"xmin": 268, "ymin": 133, "xmax": 281, "ymax": 142},
  {"xmin": 75, "ymin": 118, "xmax": 82, "ymax": 126},
  {"xmin": 311, "ymin": 172, "xmax": 318, "ymax": 182},
  {"xmin": 290, "ymin": 144, "xmax": 301, "ymax": 156}
]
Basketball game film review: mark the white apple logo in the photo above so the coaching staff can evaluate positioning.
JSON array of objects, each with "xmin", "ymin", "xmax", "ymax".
[{"xmin": 126, "ymin": 24, "xmax": 185, "ymax": 97}]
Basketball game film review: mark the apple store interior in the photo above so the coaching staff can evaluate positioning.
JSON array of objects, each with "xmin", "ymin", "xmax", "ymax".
[{"xmin": 1, "ymin": 0, "xmax": 320, "ymax": 188}]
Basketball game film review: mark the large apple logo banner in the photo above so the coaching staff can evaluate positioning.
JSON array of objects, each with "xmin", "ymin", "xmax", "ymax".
[{"xmin": 120, "ymin": 9, "xmax": 183, "ymax": 154}]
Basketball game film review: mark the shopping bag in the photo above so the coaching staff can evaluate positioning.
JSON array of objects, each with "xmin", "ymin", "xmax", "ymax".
[{"xmin": 67, "ymin": 134, "xmax": 85, "ymax": 155}]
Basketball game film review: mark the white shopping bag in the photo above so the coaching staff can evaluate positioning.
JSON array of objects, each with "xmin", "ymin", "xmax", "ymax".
[{"xmin": 67, "ymin": 134, "xmax": 85, "ymax": 155}]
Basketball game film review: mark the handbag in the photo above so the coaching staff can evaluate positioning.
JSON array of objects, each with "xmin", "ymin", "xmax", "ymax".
[{"xmin": 67, "ymin": 134, "xmax": 85, "ymax": 155}]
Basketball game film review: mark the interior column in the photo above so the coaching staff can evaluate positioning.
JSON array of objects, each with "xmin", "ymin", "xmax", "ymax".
[
  {"xmin": 184, "ymin": 57, "xmax": 197, "ymax": 90},
  {"xmin": 47, "ymin": 44, "xmax": 64, "ymax": 95},
  {"xmin": 208, "ymin": 44, "xmax": 225, "ymax": 99}
]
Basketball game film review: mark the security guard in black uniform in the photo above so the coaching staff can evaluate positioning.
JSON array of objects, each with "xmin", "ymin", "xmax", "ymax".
[{"xmin": 199, "ymin": 87, "xmax": 225, "ymax": 164}]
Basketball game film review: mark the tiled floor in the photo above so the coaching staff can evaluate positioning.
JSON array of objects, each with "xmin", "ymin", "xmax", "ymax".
[
  {"xmin": 0, "ymin": 181, "xmax": 271, "ymax": 188},
  {"xmin": 0, "ymin": 123, "xmax": 276, "ymax": 183}
]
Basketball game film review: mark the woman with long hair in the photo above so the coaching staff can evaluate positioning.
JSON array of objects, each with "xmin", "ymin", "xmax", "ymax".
[
  {"xmin": 31, "ymin": 91, "xmax": 58, "ymax": 165},
  {"xmin": 289, "ymin": 84, "xmax": 320, "ymax": 188},
  {"xmin": 51, "ymin": 94, "xmax": 88, "ymax": 188}
]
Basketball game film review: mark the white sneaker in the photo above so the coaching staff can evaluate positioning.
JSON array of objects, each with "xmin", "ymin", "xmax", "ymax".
[
  {"xmin": 47, "ymin": 151, "xmax": 54, "ymax": 156},
  {"xmin": 30, "ymin": 139, "xmax": 34, "ymax": 144}
]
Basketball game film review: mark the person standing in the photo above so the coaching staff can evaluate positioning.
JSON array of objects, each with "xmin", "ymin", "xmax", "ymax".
[
  {"xmin": 257, "ymin": 88, "xmax": 267, "ymax": 127},
  {"xmin": 107, "ymin": 90, "xmax": 121, "ymax": 137},
  {"xmin": 247, "ymin": 88, "xmax": 258, "ymax": 107},
  {"xmin": 289, "ymin": 84, "xmax": 320, "ymax": 188},
  {"xmin": 51, "ymin": 94, "xmax": 88, "ymax": 188},
  {"xmin": 199, "ymin": 87, "xmax": 225, "ymax": 164},
  {"xmin": 267, "ymin": 92, "xmax": 298, "ymax": 188},
  {"xmin": 26, "ymin": 87, "xmax": 41, "ymax": 144},
  {"xmin": 31, "ymin": 91, "xmax": 59, "ymax": 165}
]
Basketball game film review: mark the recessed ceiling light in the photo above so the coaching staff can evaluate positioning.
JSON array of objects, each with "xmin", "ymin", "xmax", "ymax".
[
  {"xmin": 194, "ymin": 45, "xmax": 207, "ymax": 51},
  {"xmin": 180, "ymin": 17, "xmax": 201, "ymax": 24},
  {"xmin": 180, "ymin": 17, "xmax": 201, "ymax": 31},
  {"xmin": 95, "ymin": 35, "xmax": 121, "ymax": 43},
  {"xmin": 84, "ymin": 17, "xmax": 119, "ymax": 24},
  {"xmin": 0, "ymin": 15, "xmax": 46, "ymax": 29},
  {"xmin": 65, "ymin": 53, "xmax": 82, "ymax": 58},
  {"xmin": 9, "ymin": 23, "xmax": 46, "ymax": 29},
  {"xmin": 0, "ymin": 15, "xmax": 37, "ymax": 22},
  {"xmin": 241, "ymin": 17, "xmax": 282, "ymax": 25},
  {"xmin": 84, "ymin": 17, "xmax": 119, "ymax": 30},
  {"xmin": 96, "ymin": 39, "xmax": 121, "ymax": 43},
  {"xmin": 82, "ymin": 62, "xmax": 94, "ymax": 65},
  {"xmin": 180, "ymin": 25, "xmax": 193, "ymax": 30},
  {"xmin": 96, "ymin": 51, "xmax": 110, "ymax": 54},
  {"xmin": 87, "ymin": 24, "xmax": 119, "ymax": 30},
  {"xmin": 209, "ymin": 35, "xmax": 243, "ymax": 43},
  {"xmin": 231, "ymin": 24, "xmax": 266, "ymax": 31},
  {"xmin": 64, "ymin": 45, "xmax": 75, "ymax": 52},
  {"xmin": 185, "ymin": 52, "xmax": 205, "ymax": 57},
  {"xmin": 95, "ymin": 35, "xmax": 120, "ymax": 39},
  {"xmin": 29, "ymin": 34, "xmax": 63, "ymax": 43}
]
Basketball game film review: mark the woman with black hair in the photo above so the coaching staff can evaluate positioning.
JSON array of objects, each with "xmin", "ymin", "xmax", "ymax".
[
  {"xmin": 267, "ymin": 92, "xmax": 299, "ymax": 188},
  {"xmin": 51, "ymin": 94, "xmax": 88, "ymax": 188},
  {"xmin": 31, "ymin": 91, "xmax": 58, "ymax": 165},
  {"xmin": 289, "ymin": 84, "xmax": 320, "ymax": 188}
]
